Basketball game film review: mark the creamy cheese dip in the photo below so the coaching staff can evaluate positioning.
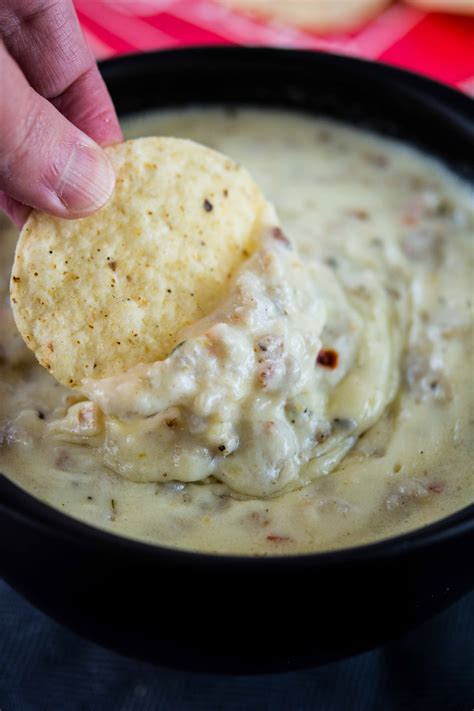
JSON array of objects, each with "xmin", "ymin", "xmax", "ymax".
[{"xmin": 1, "ymin": 108, "xmax": 473, "ymax": 554}]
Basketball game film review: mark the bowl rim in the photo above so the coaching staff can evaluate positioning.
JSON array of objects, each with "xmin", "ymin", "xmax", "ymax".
[
  {"xmin": 99, "ymin": 44, "xmax": 474, "ymax": 130},
  {"xmin": 1, "ymin": 46, "xmax": 473, "ymax": 571},
  {"xmin": 1, "ymin": 475, "xmax": 473, "ymax": 570}
]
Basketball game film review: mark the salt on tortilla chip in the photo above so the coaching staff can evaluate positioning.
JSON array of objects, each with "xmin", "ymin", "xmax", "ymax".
[{"xmin": 11, "ymin": 137, "xmax": 266, "ymax": 387}]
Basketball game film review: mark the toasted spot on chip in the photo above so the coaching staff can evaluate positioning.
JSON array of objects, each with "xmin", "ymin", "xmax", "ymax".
[{"xmin": 11, "ymin": 137, "xmax": 267, "ymax": 387}]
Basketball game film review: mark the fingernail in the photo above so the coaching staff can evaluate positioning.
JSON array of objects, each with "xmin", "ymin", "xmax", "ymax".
[{"xmin": 57, "ymin": 142, "xmax": 115, "ymax": 215}]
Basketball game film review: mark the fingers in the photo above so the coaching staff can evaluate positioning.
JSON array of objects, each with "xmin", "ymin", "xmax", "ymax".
[
  {"xmin": 0, "ymin": 41, "xmax": 116, "ymax": 220},
  {"xmin": 51, "ymin": 66, "xmax": 123, "ymax": 147},
  {"xmin": 0, "ymin": 192, "xmax": 31, "ymax": 229},
  {"xmin": 0, "ymin": 0, "xmax": 122, "ymax": 226},
  {"xmin": 0, "ymin": 0, "xmax": 122, "ymax": 146}
]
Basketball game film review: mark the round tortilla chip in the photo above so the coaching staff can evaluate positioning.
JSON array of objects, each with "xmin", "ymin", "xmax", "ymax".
[
  {"xmin": 11, "ymin": 137, "xmax": 266, "ymax": 387},
  {"xmin": 216, "ymin": 0, "xmax": 391, "ymax": 32}
]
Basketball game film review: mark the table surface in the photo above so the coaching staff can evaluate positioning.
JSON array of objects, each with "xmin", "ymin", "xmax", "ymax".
[{"xmin": 0, "ymin": 581, "xmax": 473, "ymax": 710}]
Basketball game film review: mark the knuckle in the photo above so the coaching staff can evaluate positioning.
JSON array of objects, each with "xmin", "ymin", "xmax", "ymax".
[{"xmin": 0, "ymin": 0, "xmax": 63, "ymax": 40}]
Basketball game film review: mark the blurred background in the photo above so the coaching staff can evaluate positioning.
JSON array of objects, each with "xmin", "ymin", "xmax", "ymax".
[{"xmin": 74, "ymin": 0, "xmax": 474, "ymax": 92}]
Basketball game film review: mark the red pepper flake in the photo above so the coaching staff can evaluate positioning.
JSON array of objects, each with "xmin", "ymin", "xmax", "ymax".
[
  {"xmin": 266, "ymin": 535, "xmax": 291, "ymax": 543},
  {"xmin": 317, "ymin": 348, "xmax": 339, "ymax": 369},
  {"xmin": 271, "ymin": 227, "xmax": 290, "ymax": 246},
  {"xmin": 428, "ymin": 482, "xmax": 445, "ymax": 494}
]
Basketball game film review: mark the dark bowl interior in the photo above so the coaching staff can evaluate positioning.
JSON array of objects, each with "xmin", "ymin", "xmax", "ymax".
[{"xmin": 0, "ymin": 47, "xmax": 473, "ymax": 674}]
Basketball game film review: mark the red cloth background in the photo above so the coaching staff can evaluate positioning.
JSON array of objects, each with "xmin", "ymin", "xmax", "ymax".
[{"xmin": 74, "ymin": 0, "xmax": 474, "ymax": 93}]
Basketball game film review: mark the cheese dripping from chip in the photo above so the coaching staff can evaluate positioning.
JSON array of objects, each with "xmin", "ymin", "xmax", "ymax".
[{"xmin": 10, "ymin": 137, "xmax": 268, "ymax": 388}]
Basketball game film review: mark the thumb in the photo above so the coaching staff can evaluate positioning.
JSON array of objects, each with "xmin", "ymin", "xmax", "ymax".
[{"xmin": 0, "ymin": 42, "xmax": 115, "ymax": 221}]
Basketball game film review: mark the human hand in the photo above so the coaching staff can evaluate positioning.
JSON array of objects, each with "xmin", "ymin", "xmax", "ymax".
[{"xmin": 0, "ymin": 0, "xmax": 123, "ymax": 228}]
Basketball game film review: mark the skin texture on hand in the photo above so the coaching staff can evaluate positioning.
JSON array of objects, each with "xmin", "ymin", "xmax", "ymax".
[{"xmin": 0, "ymin": 0, "xmax": 123, "ymax": 227}]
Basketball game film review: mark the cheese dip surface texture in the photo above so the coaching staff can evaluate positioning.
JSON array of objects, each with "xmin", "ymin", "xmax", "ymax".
[{"xmin": 1, "ymin": 109, "xmax": 473, "ymax": 555}]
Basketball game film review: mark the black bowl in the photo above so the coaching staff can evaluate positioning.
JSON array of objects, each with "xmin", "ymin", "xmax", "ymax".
[{"xmin": 1, "ymin": 47, "xmax": 473, "ymax": 674}]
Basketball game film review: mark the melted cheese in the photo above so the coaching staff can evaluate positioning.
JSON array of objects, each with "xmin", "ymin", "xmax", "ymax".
[{"xmin": 0, "ymin": 109, "xmax": 472, "ymax": 554}]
